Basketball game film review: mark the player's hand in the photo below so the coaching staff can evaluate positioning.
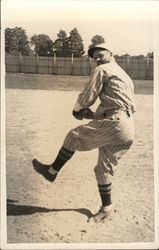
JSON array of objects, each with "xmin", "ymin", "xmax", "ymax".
[
  {"xmin": 72, "ymin": 110, "xmax": 83, "ymax": 120},
  {"xmin": 72, "ymin": 108, "xmax": 94, "ymax": 120}
]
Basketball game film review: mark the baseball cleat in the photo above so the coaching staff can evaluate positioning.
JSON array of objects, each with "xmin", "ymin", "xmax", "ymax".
[
  {"xmin": 89, "ymin": 206, "xmax": 112, "ymax": 223},
  {"xmin": 32, "ymin": 159, "xmax": 57, "ymax": 182}
]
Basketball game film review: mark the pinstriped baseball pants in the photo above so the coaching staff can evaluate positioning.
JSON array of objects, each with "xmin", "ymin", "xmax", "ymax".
[{"xmin": 63, "ymin": 110, "xmax": 134, "ymax": 185}]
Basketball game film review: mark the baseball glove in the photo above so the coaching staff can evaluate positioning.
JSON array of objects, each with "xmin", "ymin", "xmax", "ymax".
[{"xmin": 72, "ymin": 108, "xmax": 94, "ymax": 120}]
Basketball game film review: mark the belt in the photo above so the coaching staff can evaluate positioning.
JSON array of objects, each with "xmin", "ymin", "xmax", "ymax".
[
  {"xmin": 93, "ymin": 108, "xmax": 131, "ymax": 120},
  {"xmin": 103, "ymin": 108, "xmax": 131, "ymax": 118}
]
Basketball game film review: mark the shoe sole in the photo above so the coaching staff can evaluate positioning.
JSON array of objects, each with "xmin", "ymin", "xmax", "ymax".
[{"xmin": 32, "ymin": 159, "xmax": 57, "ymax": 182}]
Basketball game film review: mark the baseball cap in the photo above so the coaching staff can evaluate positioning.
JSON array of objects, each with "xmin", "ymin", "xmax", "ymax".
[{"xmin": 88, "ymin": 43, "xmax": 113, "ymax": 58}]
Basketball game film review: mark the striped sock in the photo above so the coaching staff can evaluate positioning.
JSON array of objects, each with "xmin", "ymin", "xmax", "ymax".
[
  {"xmin": 98, "ymin": 183, "xmax": 112, "ymax": 206},
  {"xmin": 51, "ymin": 146, "xmax": 75, "ymax": 172}
]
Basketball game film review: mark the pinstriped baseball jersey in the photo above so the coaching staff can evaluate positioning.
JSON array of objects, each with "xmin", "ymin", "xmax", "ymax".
[
  {"xmin": 63, "ymin": 59, "xmax": 135, "ymax": 185},
  {"xmin": 75, "ymin": 59, "xmax": 136, "ymax": 115}
]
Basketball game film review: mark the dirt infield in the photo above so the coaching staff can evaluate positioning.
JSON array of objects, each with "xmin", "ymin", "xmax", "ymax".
[{"xmin": 5, "ymin": 80, "xmax": 154, "ymax": 244}]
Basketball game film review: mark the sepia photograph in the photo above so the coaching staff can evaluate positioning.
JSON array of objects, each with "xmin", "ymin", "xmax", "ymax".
[{"xmin": 1, "ymin": 0, "xmax": 159, "ymax": 249}]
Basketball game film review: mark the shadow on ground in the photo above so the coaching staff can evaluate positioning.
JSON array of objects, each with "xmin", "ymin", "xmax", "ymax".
[{"xmin": 7, "ymin": 199, "xmax": 93, "ymax": 219}]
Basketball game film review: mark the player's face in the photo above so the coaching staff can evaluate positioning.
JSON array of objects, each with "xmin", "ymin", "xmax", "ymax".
[{"xmin": 93, "ymin": 49, "xmax": 112, "ymax": 65}]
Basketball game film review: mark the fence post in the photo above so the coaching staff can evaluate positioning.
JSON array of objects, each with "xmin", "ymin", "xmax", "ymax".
[
  {"xmin": 71, "ymin": 53, "xmax": 74, "ymax": 75},
  {"xmin": 36, "ymin": 54, "xmax": 39, "ymax": 74},
  {"xmin": 19, "ymin": 52, "xmax": 22, "ymax": 73},
  {"xmin": 53, "ymin": 53, "xmax": 56, "ymax": 74},
  {"xmin": 48, "ymin": 55, "xmax": 49, "ymax": 74},
  {"xmin": 146, "ymin": 55, "xmax": 149, "ymax": 79},
  {"xmin": 126, "ymin": 55, "xmax": 130, "ymax": 65},
  {"xmin": 126, "ymin": 55, "xmax": 130, "ymax": 77},
  {"xmin": 146, "ymin": 55, "xmax": 149, "ymax": 67}
]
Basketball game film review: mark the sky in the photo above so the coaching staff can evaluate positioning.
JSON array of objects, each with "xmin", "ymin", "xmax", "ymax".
[{"xmin": 2, "ymin": 0, "xmax": 159, "ymax": 56}]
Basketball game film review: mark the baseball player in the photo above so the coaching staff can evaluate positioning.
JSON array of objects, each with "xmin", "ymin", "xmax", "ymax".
[{"xmin": 33, "ymin": 43, "xmax": 136, "ymax": 223}]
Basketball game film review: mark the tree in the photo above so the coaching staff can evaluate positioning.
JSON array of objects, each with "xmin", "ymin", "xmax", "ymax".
[
  {"xmin": 65, "ymin": 28, "xmax": 85, "ymax": 57},
  {"xmin": 30, "ymin": 34, "xmax": 54, "ymax": 56},
  {"xmin": 53, "ymin": 30, "xmax": 68, "ymax": 57},
  {"xmin": 135, "ymin": 55, "xmax": 145, "ymax": 59},
  {"xmin": 120, "ymin": 54, "xmax": 131, "ymax": 59},
  {"xmin": 89, "ymin": 35, "xmax": 105, "ymax": 49},
  {"xmin": 5, "ymin": 27, "xmax": 30, "ymax": 55},
  {"xmin": 147, "ymin": 52, "xmax": 153, "ymax": 59},
  {"xmin": 131, "ymin": 55, "xmax": 145, "ymax": 60}
]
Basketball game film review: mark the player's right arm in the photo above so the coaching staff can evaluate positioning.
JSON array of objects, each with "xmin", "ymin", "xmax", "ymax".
[{"xmin": 73, "ymin": 67, "xmax": 104, "ymax": 112}]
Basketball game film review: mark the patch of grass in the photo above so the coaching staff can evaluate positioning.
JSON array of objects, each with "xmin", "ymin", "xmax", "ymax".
[{"xmin": 5, "ymin": 73, "xmax": 153, "ymax": 94}]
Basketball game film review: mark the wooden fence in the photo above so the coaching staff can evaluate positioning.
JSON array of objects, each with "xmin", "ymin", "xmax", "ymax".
[{"xmin": 5, "ymin": 53, "xmax": 153, "ymax": 79}]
